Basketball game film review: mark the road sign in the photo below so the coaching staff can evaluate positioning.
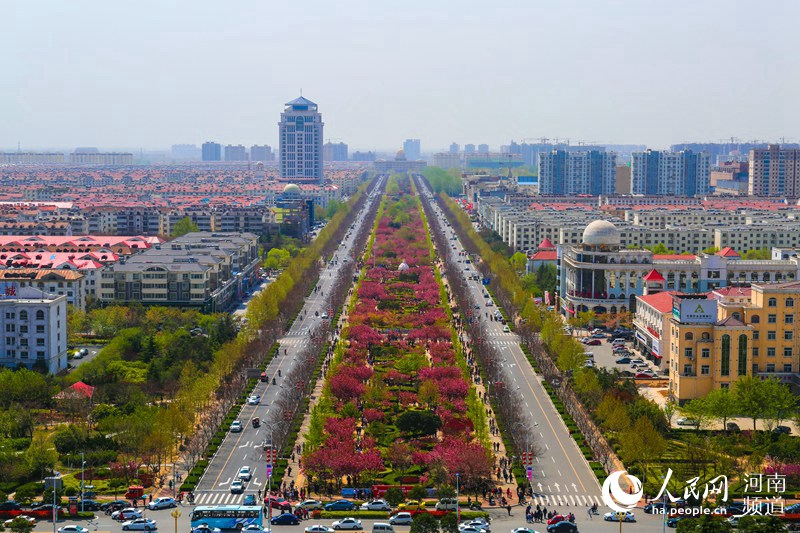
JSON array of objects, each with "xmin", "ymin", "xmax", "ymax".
[
  {"xmin": 526, "ymin": 466, "xmax": 533, "ymax": 481},
  {"xmin": 266, "ymin": 464, "xmax": 273, "ymax": 478}
]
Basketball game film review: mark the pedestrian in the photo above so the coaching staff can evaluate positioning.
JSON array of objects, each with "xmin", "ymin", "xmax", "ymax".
[
  {"xmin": 506, "ymin": 504, "xmax": 512, "ymax": 516},
  {"xmin": 587, "ymin": 507, "xmax": 593, "ymax": 520}
]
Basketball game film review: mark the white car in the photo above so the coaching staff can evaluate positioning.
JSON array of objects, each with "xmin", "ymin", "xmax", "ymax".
[
  {"xmin": 321, "ymin": 312, "xmax": 329, "ymax": 319},
  {"xmin": 604, "ymin": 511, "xmax": 636, "ymax": 522},
  {"xmin": 58, "ymin": 526, "xmax": 89, "ymax": 533},
  {"xmin": 192, "ymin": 525, "xmax": 221, "ymax": 533},
  {"xmin": 460, "ymin": 520, "xmax": 490, "ymax": 532},
  {"xmin": 121, "ymin": 518, "xmax": 157, "ymax": 531},
  {"xmin": 238, "ymin": 466, "xmax": 252, "ymax": 481},
  {"xmin": 458, "ymin": 527, "xmax": 485, "ymax": 533},
  {"xmin": 511, "ymin": 529, "xmax": 536, "ymax": 533},
  {"xmin": 148, "ymin": 497, "xmax": 176, "ymax": 510},
  {"xmin": 305, "ymin": 526, "xmax": 334, "ymax": 533},
  {"xmin": 389, "ymin": 513, "xmax": 412, "ymax": 526},
  {"xmin": 247, "ymin": 395, "xmax": 261, "ymax": 405},
  {"xmin": 331, "ymin": 518, "xmax": 362, "ymax": 530},
  {"xmin": 230, "ymin": 480, "xmax": 245, "ymax": 493},
  {"xmin": 230, "ymin": 420, "xmax": 243, "ymax": 432},
  {"xmin": 5, "ymin": 516, "xmax": 36, "ymax": 527},
  {"xmin": 112, "ymin": 508, "xmax": 143, "ymax": 521},
  {"xmin": 360, "ymin": 500, "xmax": 391, "ymax": 511},
  {"xmin": 502, "ymin": 325, "xmax": 510, "ymax": 332}
]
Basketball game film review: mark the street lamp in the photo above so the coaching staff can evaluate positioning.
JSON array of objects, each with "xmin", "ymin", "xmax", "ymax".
[
  {"xmin": 80, "ymin": 452, "xmax": 85, "ymax": 513},
  {"xmin": 170, "ymin": 508, "xmax": 182, "ymax": 533},
  {"xmin": 455, "ymin": 473, "xmax": 460, "ymax": 524}
]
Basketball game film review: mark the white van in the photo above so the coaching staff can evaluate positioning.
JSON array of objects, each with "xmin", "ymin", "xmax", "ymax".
[{"xmin": 373, "ymin": 524, "xmax": 396, "ymax": 533}]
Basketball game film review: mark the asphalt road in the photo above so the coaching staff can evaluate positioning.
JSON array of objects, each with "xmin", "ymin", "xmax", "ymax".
[
  {"xmin": 415, "ymin": 180, "xmax": 607, "ymax": 515},
  {"xmin": 191, "ymin": 177, "xmax": 385, "ymax": 506},
  {"xmin": 67, "ymin": 344, "xmax": 104, "ymax": 372}
]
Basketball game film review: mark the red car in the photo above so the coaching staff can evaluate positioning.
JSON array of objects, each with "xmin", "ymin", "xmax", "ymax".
[
  {"xmin": 583, "ymin": 339, "xmax": 602, "ymax": 346},
  {"xmin": 635, "ymin": 372, "xmax": 656, "ymax": 379},
  {"xmin": 264, "ymin": 497, "xmax": 291, "ymax": 511}
]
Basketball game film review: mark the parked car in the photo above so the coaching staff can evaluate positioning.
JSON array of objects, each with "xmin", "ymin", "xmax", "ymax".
[
  {"xmin": 619, "ymin": 370, "xmax": 636, "ymax": 377},
  {"xmin": 726, "ymin": 422, "xmax": 741, "ymax": 432},
  {"xmin": 295, "ymin": 500, "xmax": 324, "ymax": 511},
  {"xmin": 271, "ymin": 513, "xmax": 300, "ymax": 526},
  {"xmin": 265, "ymin": 497, "xmax": 292, "ymax": 511},
  {"xmin": 242, "ymin": 525, "xmax": 262, "ymax": 533},
  {"xmin": 0, "ymin": 501, "xmax": 21, "ymax": 511},
  {"xmin": 230, "ymin": 480, "xmax": 244, "ymax": 494},
  {"xmin": 230, "ymin": 420, "xmax": 243, "ymax": 432},
  {"xmin": 604, "ymin": 511, "xmax": 636, "ymax": 522},
  {"xmin": 148, "ymin": 497, "xmax": 177, "ymax": 510},
  {"xmin": 360, "ymin": 500, "xmax": 391, "ymax": 511},
  {"xmin": 321, "ymin": 313, "xmax": 329, "ymax": 320},
  {"xmin": 435, "ymin": 498, "xmax": 458, "ymax": 511},
  {"xmin": 77, "ymin": 500, "xmax": 102, "ymax": 511},
  {"xmin": 397, "ymin": 501, "xmax": 422, "ymax": 511},
  {"xmin": 389, "ymin": 513, "xmax": 413, "ymax": 526},
  {"xmin": 545, "ymin": 522, "xmax": 578, "ymax": 533},
  {"xmin": 457, "ymin": 527, "xmax": 485, "ymax": 533},
  {"xmin": 101, "ymin": 500, "xmax": 129, "ymax": 512},
  {"xmin": 121, "ymin": 518, "xmax": 158, "ymax": 531},
  {"xmin": 58, "ymin": 526, "xmax": 89, "ymax": 533},
  {"xmin": 635, "ymin": 372, "xmax": 656, "ymax": 379},
  {"xmin": 238, "ymin": 466, "xmax": 252, "ymax": 481},
  {"xmin": 666, "ymin": 516, "xmax": 683, "ymax": 528},
  {"xmin": 112, "ymin": 508, "xmax": 143, "ymax": 521},
  {"xmin": 583, "ymin": 339, "xmax": 601, "ymax": 346},
  {"xmin": 676, "ymin": 417, "xmax": 699, "ymax": 427},
  {"xmin": 511, "ymin": 529, "xmax": 537, "ymax": 533},
  {"xmin": 4, "ymin": 516, "xmax": 36, "ymax": 527},
  {"xmin": 325, "ymin": 500, "xmax": 356, "ymax": 511},
  {"xmin": 774, "ymin": 425, "xmax": 792, "ymax": 434},
  {"xmin": 331, "ymin": 518, "xmax": 362, "ymax": 530},
  {"xmin": 615, "ymin": 357, "xmax": 632, "ymax": 364},
  {"xmin": 459, "ymin": 520, "xmax": 490, "ymax": 532},
  {"xmin": 304, "ymin": 527, "xmax": 334, "ymax": 533},
  {"xmin": 644, "ymin": 502, "xmax": 674, "ymax": 514}
]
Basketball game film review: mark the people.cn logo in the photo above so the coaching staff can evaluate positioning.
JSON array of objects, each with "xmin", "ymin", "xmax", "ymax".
[{"xmin": 601, "ymin": 470, "xmax": 643, "ymax": 513}]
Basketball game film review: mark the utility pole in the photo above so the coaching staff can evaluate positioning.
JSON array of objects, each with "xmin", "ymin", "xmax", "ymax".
[
  {"xmin": 80, "ymin": 453, "xmax": 85, "ymax": 513},
  {"xmin": 455, "ymin": 473, "xmax": 460, "ymax": 524}
]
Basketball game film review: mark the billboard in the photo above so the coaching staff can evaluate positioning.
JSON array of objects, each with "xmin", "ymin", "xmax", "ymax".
[{"xmin": 673, "ymin": 299, "xmax": 717, "ymax": 324}]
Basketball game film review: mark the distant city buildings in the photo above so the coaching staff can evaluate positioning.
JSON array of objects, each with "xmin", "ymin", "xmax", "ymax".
[
  {"xmin": 464, "ymin": 144, "xmax": 476, "ymax": 154},
  {"xmin": 202, "ymin": 142, "xmax": 222, "ymax": 162},
  {"xmin": 250, "ymin": 145, "xmax": 274, "ymax": 162},
  {"xmin": 70, "ymin": 153, "xmax": 133, "ymax": 165},
  {"xmin": 749, "ymin": 144, "xmax": 800, "ymax": 197},
  {"xmin": 538, "ymin": 150, "xmax": 617, "ymax": 195},
  {"xmin": 433, "ymin": 152, "xmax": 461, "ymax": 169},
  {"xmin": 711, "ymin": 161, "xmax": 749, "ymax": 195},
  {"xmin": 478, "ymin": 144, "xmax": 489, "ymax": 154},
  {"xmin": 323, "ymin": 142, "xmax": 348, "ymax": 162},
  {"xmin": 403, "ymin": 139, "xmax": 421, "ymax": 161},
  {"xmin": 374, "ymin": 149, "xmax": 427, "ymax": 173},
  {"xmin": 631, "ymin": 149, "xmax": 710, "ymax": 196},
  {"xmin": 224, "ymin": 144, "xmax": 248, "ymax": 162},
  {"xmin": 449, "ymin": 142, "xmax": 460, "ymax": 154},
  {"xmin": 0, "ymin": 153, "xmax": 65, "ymax": 164},
  {"xmin": 351, "ymin": 151, "xmax": 375, "ymax": 162},
  {"xmin": 279, "ymin": 96, "xmax": 324, "ymax": 183},
  {"xmin": 171, "ymin": 144, "xmax": 201, "ymax": 160}
]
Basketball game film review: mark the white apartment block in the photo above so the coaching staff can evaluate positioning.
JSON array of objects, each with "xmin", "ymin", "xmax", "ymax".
[{"xmin": 0, "ymin": 287, "xmax": 67, "ymax": 374}]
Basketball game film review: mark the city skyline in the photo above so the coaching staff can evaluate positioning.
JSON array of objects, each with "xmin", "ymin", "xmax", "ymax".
[{"xmin": 4, "ymin": 1, "xmax": 798, "ymax": 152}]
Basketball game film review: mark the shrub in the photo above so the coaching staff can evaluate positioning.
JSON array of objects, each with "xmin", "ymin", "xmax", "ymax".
[{"xmin": 384, "ymin": 488, "xmax": 405, "ymax": 506}]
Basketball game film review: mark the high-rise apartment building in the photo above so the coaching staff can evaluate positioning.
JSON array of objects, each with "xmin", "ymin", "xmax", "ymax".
[
  {"xmin": 631, "ymin": 149, "xmax": 710, "ymax": 196},
  {"xmin": 69, "ymin": 152, "xmax": 134, "ymax": 165},
  {"xmin": 478, "ymin": 144, "xmax": 489, "ymax": 154},
  {"xmin": 464, "ymin": 144, "xmax": 476, "ymax": 154},
  {"xmin": 224, "ymin": 145, "xmax": 248, "ymax": 161},
  {"xmin": 749, "ymin": 144, "xmax": 800, "ymax": 197},
  {"xmin": 202, "ymin": 142, "xmax": 222, "ymax": 162},
  {"xmin": 403, "ymin": 139, "xmax": 421, "ymax": 161},
  {"xmin": 279, "ymin": 96, "xmax": 324, "ymax": 183},
  {"xmin": 538, "ymin": 150, "xmax": 617, "ymax": 195},
  {"xmin": 449, "ymin": 142, "xmax": 460, "ymax": 154},
  {"xmin": 171, "ymin": 144, "xmax": 201, "ymax": 160},
  {"xmin": 323, "ymin": 141, "xmax": 348, "ymax": 162},
  {"xmin": 250, "ymin": 145, "xmax": 274, "ymax": 162}
]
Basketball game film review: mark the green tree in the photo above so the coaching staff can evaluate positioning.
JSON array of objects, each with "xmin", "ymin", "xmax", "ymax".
[
  {"xmin": 6, "ymin": 517, "xmax": 33, "ymax": 533},
  {"xmin": 510, "ymin": 252, "xmax": 527, "ymax": 275},
  {"xmin": 324, "ymin": 199, "xmax": 345, "ymax": 219},
  {"xmin": 702, "ymin": 246, "xmax": 720, "ymax": 254},
  {"xmin": 263, "ymin": 248, "xmax": 291, "ymax": 270},
  {"xmin": 680, "ymin": 397, "xmax": 713, "ymax": 430},
  {"xmin": 646, "ymin": 243, "xmax": 677, "ymax": 254},
  {"xmin": 556, "ymin": 341, "xmax": 586, "ymax": 373},
  {"xmin": 24, "ymin": 434, "xmax": 58, "ymax": 478},
  {"xmin": 676, "ymin": 515, "xmax": 733, "ymax": 532},
  {"xmin": 762, "ymin": 378, "xmax": 798, "ymax": 430},
  {"xmin": 396, "ymin": 411, "xmax": 442, "ymax": 437},
  {"xmin": 383, "ymin": 487, "xmax": 406, "ymax": 506},
  {"xmin": 704, "ymin": 388, "xmax": 738, "ymax": 429},
  {"xmin": 439, "ymin": 513, "xmax": 458, "ymax": 533},
  {"xmin": 618, "ymin": 417, "xmax": 666, "ymax": 485},
  {"xmin": 535, "ymin": 264, "xmax": 557, "ymax": 295},
  {"xmin": 418, "ymin": 380, "xmax": 440, "ymax": 410},
  {"xmin": 573, "ymin": 369, "xmax": 603, "ymax": 408},
  {"xmin": 733, "ymin": 375, "xmax": 771, "ymax": 431},
  {"xmin": 597, "ymin": 395, "xmax": 631, "ymax": 433},
  {"xmin": 409, "ymin": 486, "xmax": 428, "ymax": 502},
  {"xmin": 735, "ymin": 515, "xmax": 789, "ymax": 532},
  {"xmin": 410, "ymin": 512, "xmax": 440, "ymax": 533},
  {"xmin": 742, "ymin": 248, "xmax": 771, "ymax": 260},
  {"xmin": 170, "ymin": 217, "xmax": 199, "ymax": 238}
]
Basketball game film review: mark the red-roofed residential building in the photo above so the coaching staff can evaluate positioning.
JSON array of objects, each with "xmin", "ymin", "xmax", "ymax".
[
  {"xmin": 716, "ymin": 247, "xmax": 740, "ymax": 258},
  {"xmin": 634, "ymin": 291, "xmax": 678, "ymax": 365}
]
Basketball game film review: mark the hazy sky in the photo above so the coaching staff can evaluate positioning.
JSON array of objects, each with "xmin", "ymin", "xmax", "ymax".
[{"xmin": 3, "ymin": 0, "xmax": 798, "ymax": 152}]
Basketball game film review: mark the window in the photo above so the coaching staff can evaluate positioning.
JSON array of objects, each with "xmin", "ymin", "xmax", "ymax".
[
  {"xmin": 787, "ymin": 298, "xmax": 795, "ymax": 307},
  {"xmin": 701, "ymin": 348, "xmax": 710, "ymax": 358},
  {"xmin": 36, "ymin": 338, "xmax": 45, "ymax": 347},
  {"xmin": 683, "ymin": 364, "xmax": 693, "ymax": 376},
  {"xmin": 786, "ymin": 314, "xmax": 794, "ymax": 324},
  {"xmin": 701, "ymin": 332, "xmax": 711, "ymax": 340},
  {"xmin": 785, "ymin": 347, "xmax": 793, "ymax": 358},
  {"xmin": 767, "ymin": 363, "xmax": 776, "ymax": 372},
  {"xmin": 685, "ymin": 332, "xmax": 694, "ymax": 340},
  {"xmin": 701, "ymin": 365, "xmax": 710, "ymax": 375},
  {"xmin": 750, "ymin": 315, "xmax": 760, "ymax": 324},
  {"xmin": 768, "ymin": 347, "xmax": 776, "ymax": 357},
  {"xmin": 35, "ymin": 310, "xmax": 44, "ymax": 320},
  {"xmin": 785, "ymin": 331, "xmax": 794, "ymax": 341},
  {"xmin": 753, "ymin": 363, "xmax": 759, "ymax": 374},
  {"xmin": 19, "ymin": 311, "xmax": 27, "ymax": 320},
  {"xmin": 768, "ymin": 314, "xmax": 777, "ymax": 324},
  {"xmin": 753, "ymin": 331, "xmax": 760, "ymax": 340},
  {"xmin": 769, "ymin": 298, "xmax": 777, "ymax": 307},
  {"xmin": 684, "ymin": 347, "xmax": 693, "ymax": 359},
  {"xmin": 768, "ymin": 331, "xmax": 777, "ymax": 340},
  {"xmin": 784, "ymin": 364, "xmax": 793, "ymax": 372},
  {"xmin": 721, "ymin": 334, "xmax": 730, "ymax": 376},
  {"xmin": 753, "ymin": 347, "xmax": 759, "ymax": 357},
  {"xmin": 738, "ymin": 334, "xmax": 748, "ymax": 376},
  {"xmin": 36, "ymin": 325, "xmax": 44, "ymax": 334}
]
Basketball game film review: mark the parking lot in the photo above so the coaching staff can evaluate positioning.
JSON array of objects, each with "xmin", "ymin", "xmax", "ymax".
[{"xmin": 573, "ymin": 329, "xmax": 666, "ymax": 379}]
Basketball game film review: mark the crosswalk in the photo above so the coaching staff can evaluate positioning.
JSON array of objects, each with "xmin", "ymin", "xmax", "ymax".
[
  {"xmin": 488, "ymin": 339, "xmax": 518, "ymax": 346},
  {"xmin": 285, "ymin": 328, "xmax": 312, "ymax": 338},
  {"xmin": 190, "ymin": 491, "xmax": 603, "ymax": 509}
]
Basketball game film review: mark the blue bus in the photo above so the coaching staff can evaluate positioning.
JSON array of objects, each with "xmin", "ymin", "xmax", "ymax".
[{"xmin": 190, "ymin": 505, "xmax": 263, "ymax": 530}]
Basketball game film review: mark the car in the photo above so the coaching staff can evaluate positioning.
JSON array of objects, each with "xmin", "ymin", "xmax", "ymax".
[
  {"xmin": 72, "ymin": 350, "xmax": 84, "ymax": 359},
  {"xmin": 295, "ymin": 500, "xmax": 324, "ymax": 511},
  {"xmin": 604, "ymin": 511, "xmax": 636, "ymax": 522},
  {"xmin": 112, "ymin": 508, "xmax": 143, "ymax": 521},
  {"xmin": 612, "ymin": 345, "xmax": 628, "ymax": 352},
  {"xmin": 397, "ymin": 500, "xmax": 422, "ymax": 511},
  {"xmin": 511, "ymin": 529, "xmax": 537, "ymax": 533},
  {"xmin": 619, "ymin": 370, "xmax": 636, "ymax": 377},
  {"xmin": 676, "ymin": 417, "xmax": 699, "ymax": 426},
  {"xmin": 0, "ymin": 501, "xmax": 21, "ymax": 511},
  {"xmin": 321, "ymin": 313, "xmax": 329, "ymax": 319},
  {"xmin": 121, "ymin": 518, "xmax": 158, "ymax": 531},
  {"xmin": 774, "ymin": 425, "xmax": 792, "ymax": 434},
  {"xmin": 435, "ymin": 498, "xmax": 459, "ymax": 511},
  {"xmin": 101, "ymin": 500, "xmax": 129, "ymax": 512},
  {"xmin": 360, "ymin": 500, "xmax": 391, "ymax": 511},
  {"xmin": 230, "ymin": 420, "xmax": 243, "ymax": 432},
  {"xmin": 58, "ymin": 526, "xmax": 89, "ymax": 533},
  {"xmin": 148, "ymin": 497, "xmax": 177, "ymax": 510},
  {"xmin": 30, "ymin": 502, "xmax": 61, "ymax": 512},
  {"xmin": 726, "ymin": 422, "xmax": 741, "ymax": 432},
  {"xmin": 460, "ymin": 519, "xmax": 490, "ymax": 532},
  {"xmin": 242, "ymin": 525, "xmax": 264, "ymax": 533},
  {"xmin": 271, "ymin": 513, "xmax": 300, "ymax": 526},
  {"xmin": 265, "ymin": 497, "xmax": 292, "ymax": 511},
  {"xmin": 473, "ymin": 304, "xmax": 480, "ymax": 309},
  {"xmin": 590, "ymin": 333, "xmax": 606, "ymax": 338},
  {"xmin": 545, "ymin": 522, "xmax": 577, "ymax": 533},
  {"xmin": 238, "ymin": 466, "xmax": 252, "ymax": 481},
  {"xmin": 192, "ymin": 526, "xmax": 222, "ymax": 533},
  {"xmin": 230, "ymin": 480, "xmax": 245, "ymax": 494},
  {"xmin": 635, "ymin": 372, "xmax": 656, "ymax": 379},
  {"xmin": 486, "ymin": 301, "xmax": 493, "ymax": 307},
  {"xmin": 457, "ymin": 527, "xmax": 485, "ymax": 533},
  {"xmin": 4, "ymin": 516, "xmax": 36, "ymax": 527},
  {"xmin": 77, "ymin": 499, "xmax": 102, "ymax": 511},
  {"xmin": 389, "ymin": 513, "xmax": 413, "ymax": 526},
  {"xmin": 584, "ymin": 360, "xmax": 595, "ymax": 368},
  {"xmin": 305, "ymin": 526, "xmax": 334, "ymax": 533},
  {"xmin": 615, "ymin": 357, "xmax": 632, "ymax": 364},
  {"xmin": 666, "ymin": 516, "xmax": 683, "ymax": 528},
  {"xmin": 582, "ymin": 338, "xmax": 601, "ymax": 345},
  {"xmin": 502, "ymin": 325, "xmax": 510, "ymax": 332},
  {"xmin": 643, "ymin": 502, "xmax": 673, "ymax": 513},
  {"xmin": 325, "ymin": 500, "xmax": 356, "ymax": 511},
  {"xmin": 331, "ymin": 518, "xmax": 362, "ymax": 530},
  {"xmin": 247, "ymin": 395, "xmax": 261, "ymax": 405},
  {"xmin": 243, "ymin": 495, "xmax": 256, "ymax": 506},
  {"xmin": 611, "ymin": 338, "xmax": 626, "ymax": 345}
]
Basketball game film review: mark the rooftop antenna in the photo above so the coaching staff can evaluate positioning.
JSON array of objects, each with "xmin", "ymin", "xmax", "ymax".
[{"xmin": 300, "ymin": 88, "xmax": 303, "ymax": 96}]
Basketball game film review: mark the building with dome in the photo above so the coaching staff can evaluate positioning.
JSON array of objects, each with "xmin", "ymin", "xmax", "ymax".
[
  {"xmin": 271, "ymin": 183, "xmax": 312, "ymax": 239},
  {"xmin": 374, "ymin": 148, "xmax": 427, "ymax": 173}
]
